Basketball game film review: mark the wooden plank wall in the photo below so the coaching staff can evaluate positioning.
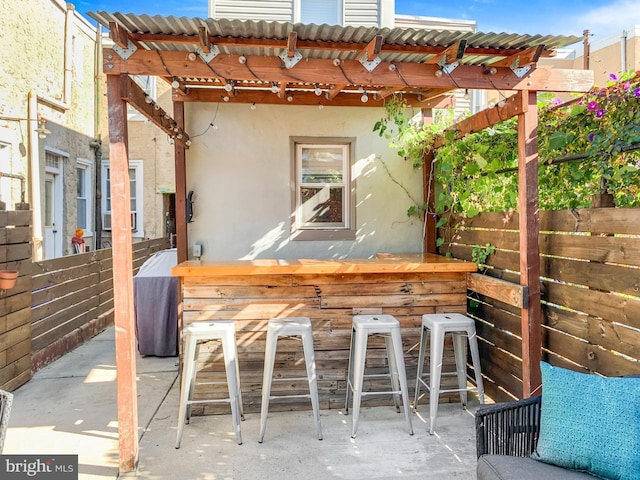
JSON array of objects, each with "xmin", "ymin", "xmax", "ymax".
[
  {"xmin": 0, "ymin": 211, "xmax": 33, "ymax": 391},
  {"xmin": 182, "ymin": 271, "xmax": 469, "ymax": 415},
  {"xmin": 441, "ymin": 208, "xmax": 640, "ymax": 402},
  {"xmin": 31, "ymin": 237, "xmax": 170, "ymax": 373}
]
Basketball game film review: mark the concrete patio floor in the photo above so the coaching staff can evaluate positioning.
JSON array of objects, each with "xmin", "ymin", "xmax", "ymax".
[{"xmin": 4, "ymin": 327, "xmax": 482, "ymax": 479}]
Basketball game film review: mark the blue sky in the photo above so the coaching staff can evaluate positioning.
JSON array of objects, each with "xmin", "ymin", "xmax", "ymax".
[{"xmin": 77, "ymin": 0, "xmax": 640, "ymax": 40}]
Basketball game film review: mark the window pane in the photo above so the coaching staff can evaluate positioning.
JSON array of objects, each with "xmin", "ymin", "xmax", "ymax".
[
  {"xmin": 44, "ymin": 179, "xmax": 53, "ymax": 226},
  {"xmin": 77, "ymin": 168, "xmax": 85, "ymax": 196},
  {"xmin": 301, "ymin": 0, "xmax": 339, "ymax": 24},
  {"xmin": 77, "ymin": 199, "xmax": 86, "ymax": 229},
  {"xmin": 300, "ymin": 186, "xmax": 343, "ymax": 224},
  {"xmin": 301, "ymin": 147, "xmax": 343, "ymax": 184}
]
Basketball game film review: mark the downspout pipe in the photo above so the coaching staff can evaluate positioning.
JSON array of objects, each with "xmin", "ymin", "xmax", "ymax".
[{"xmin": 28, "ymin": 92, "xmax": 44, "ymax": 260}]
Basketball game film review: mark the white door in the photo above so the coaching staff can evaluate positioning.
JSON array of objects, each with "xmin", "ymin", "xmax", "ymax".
[{"xmin": 44, "ymin": 172, "xmax": 63, "ymax": 259}]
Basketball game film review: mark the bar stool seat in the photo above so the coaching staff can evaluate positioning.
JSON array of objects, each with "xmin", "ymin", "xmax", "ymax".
[
  {"xmin": 175, "ymin": 320, "xmax": 244, "ymax": 448},
  {"xmin": 259, "ymin": 317, "xmax": 323, "ymax": 442},
  {"xmin": 414, "ymin": 313, "xmax": 485, "ymax": 434},
  {"xmin": 345, "ymin": 314, "xmax": 413, "ymax": 438}
]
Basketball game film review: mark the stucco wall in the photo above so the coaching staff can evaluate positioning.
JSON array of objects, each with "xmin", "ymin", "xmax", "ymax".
[
  {"xmin": 0, "ymin": 0, "xmax": 98, "ymax": 257},
  {"xmin": 184, "ymin": 103, "xmax": 424, "ymax": 260}
]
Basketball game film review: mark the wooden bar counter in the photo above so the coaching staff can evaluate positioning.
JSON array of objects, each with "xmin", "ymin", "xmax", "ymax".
[{"xmin": 172, "ymin": 253, "xmax": 477, "ymax": 415}]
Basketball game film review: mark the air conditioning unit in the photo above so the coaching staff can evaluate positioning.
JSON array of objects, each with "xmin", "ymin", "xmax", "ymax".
[{"xmin": 103, "ymin": 212, "xmax": 137, "ymax": 231}]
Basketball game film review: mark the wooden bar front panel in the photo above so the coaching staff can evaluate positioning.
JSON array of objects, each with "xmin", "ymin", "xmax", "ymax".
[{"xmin": 180, "ymin": 269, "xmax": 470, "ymax": 415}]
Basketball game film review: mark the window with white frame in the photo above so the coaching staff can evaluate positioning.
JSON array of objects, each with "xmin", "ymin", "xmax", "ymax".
[
  {"xmin": 76, "ymin": 159, "xmax": 92, "ymax": 233},
  {"xmin": 102, "ymin": 160, "xmax": 144, "ymax": 237},
  {"xmin": 298, "ymin": 0, "xmax": 342, "ymax": 25},
  {"xmin": 292, "ymin": 138, "xmax": 355, "ymax": 240}
]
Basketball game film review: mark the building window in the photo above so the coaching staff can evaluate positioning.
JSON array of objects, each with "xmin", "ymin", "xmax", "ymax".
[
  {"xmin": 298, "ymin": 0, "xmax": 342, "ymax": 25},
  {"xmin": 291, "ymin": 137, "xmax": 355, "ymax": 241},
  {"xmin": 76, "ymin": 160, "xmax": 92, "ymax": 233},
  {"xmin": 102, "ymin": 160, "xmax": 143, "ymax": 237}
]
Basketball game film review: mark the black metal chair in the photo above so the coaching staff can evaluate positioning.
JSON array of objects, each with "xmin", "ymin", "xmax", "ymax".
[
  {"xmin": 0, "ymin": 389, "xmax": 14, "ymax": 453},
  {"xmin": 475, "ymin": 395, "xmax": 541, "ymax": 458}
]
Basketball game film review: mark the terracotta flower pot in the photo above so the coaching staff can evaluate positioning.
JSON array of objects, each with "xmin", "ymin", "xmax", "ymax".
[{"xmin": 0, "ymin": 270, "xmax": 19, "ymax": 290}]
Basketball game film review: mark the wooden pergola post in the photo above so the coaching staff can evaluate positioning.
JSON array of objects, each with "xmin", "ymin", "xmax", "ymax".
[
  {"xmin": 107, "ymin": 74, "xmax": 139, "ymax": 473},
  {"xmin": 517, "ymin": 90, "xmax": 542, "ymax": 397},
  {"xmin": 173, "ymin": 101, "xmax": 188, "ymax": 263}
]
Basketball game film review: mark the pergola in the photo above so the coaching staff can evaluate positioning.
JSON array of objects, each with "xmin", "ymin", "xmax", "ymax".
[{"xmin": 89, "ymin": 12, "xmax": 593, "ymax": 473}]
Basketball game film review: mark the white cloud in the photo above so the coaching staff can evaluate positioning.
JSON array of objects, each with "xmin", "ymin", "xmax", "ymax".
[{"xmin": 577, "ymin": 0, "xmax": 640, "ymax": 36}]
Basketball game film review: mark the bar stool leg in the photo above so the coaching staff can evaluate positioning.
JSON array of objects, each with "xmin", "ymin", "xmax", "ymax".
[
  {"xmin": 301, "ymin": 330, "xmax": 323, "ymax": 440},
  {"xmin": 390, "ymin": 328, "xmax": 413, "ymax": 435},
  {"xmin": 385, "ymin": 334, "xmax": 401, "ymax": 413},
  {"xmin": 175, "ymin": 334, "xmax": 197, "ymax": 449},
  {"xmin": 429, "ymin": 324, "xmax": 445, "ymax": 435},
  {"xmin": 452, "ymin": 332, "xmax": 468, "ymax": 407},
  {"xmin": 258, "ymin": 328, "xmax": 278, "ymax": 443},
  {"xmin": 467, "ymin": 328, "xmax": 485, "ymax": 404},
  {"xmin": 221, "ymin": 332, "xmax": 243, "ymax": 445},
  {"xmin": 413, "ymin": 325, "xmax": 429, "ymax": 409},
  {"xmin": 350, "ymin": 328, "xmax": 368, "ymax": 438},
  {"xmin": 344, "ymin": 326, "xmax": 356, "ymax": 414}
]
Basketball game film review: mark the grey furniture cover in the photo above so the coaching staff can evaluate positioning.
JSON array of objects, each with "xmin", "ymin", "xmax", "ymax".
[{"xmin": 133, "ymin": 249, "xmax": 178, "ymax": 356}]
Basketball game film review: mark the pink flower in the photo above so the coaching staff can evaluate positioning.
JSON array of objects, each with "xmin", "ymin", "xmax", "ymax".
[
  {"xmin": 635, "ymin": 87, "xmax": 640, "ymax": 97},
  {"xmin": 587, "ymin": 101, "xmax": 599, "ymax": 111},
  {"xmin": 596, "ymin": 109, "xmax": 605, "ymax": 118},
  {"xmin": 609, "ymin": 73, "xmax": 618, "ymax": 81},
  {"xmin": 623, "ymin": 81, "xmax": 630, "ymax": 91}
]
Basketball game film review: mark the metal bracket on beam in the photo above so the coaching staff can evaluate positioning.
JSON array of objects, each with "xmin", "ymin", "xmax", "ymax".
[
  {"xmin": 279, "ymin": 49, "xmax": 303, "ymax": 69},
  {"xmin": 112, "ymin": 39, "xmax": 138, "ymax": 60},
  {"xmin": 196, "ymin": 44, "xmax": 220, "ymax": 63},
  {"xmin": 510, "ymin": 59, "xmax": 532, "ymax": 78},
  {"xmin": 438, "ymin": 58, "xmax": 459, "ymax": 75},
  {"xmin": 358, "ymin": 52, "xmax": 381, "ymax": 72}
]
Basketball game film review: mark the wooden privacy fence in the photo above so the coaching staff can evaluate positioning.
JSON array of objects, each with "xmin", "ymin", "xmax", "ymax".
[
  {"xmin": 31, "ymin": 237, "xmax": 170, "ymax": 373},
  {"xmin": 442, "ymin": 207, "xmax": 640, "ymax": 402},
  {"xmin": 0, "ymin": 211, "xmax": 33, "ymax": 392}
]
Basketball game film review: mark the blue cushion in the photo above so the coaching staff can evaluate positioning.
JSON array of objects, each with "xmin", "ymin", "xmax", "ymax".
[{"xmin": 532, "ymin": 362, "xmax": 640, "ymax": 480}]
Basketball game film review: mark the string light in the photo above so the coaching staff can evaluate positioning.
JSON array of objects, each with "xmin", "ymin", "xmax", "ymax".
[
  {"xmin": 314, "ymin": 84, "xmax": 322, "ymax": 96},
  {"xmin": 223, "ymin": 95, "xmax": 230, "ymax": 102},
  {"xmin": 224, "ymin": 81, "xmax": 234, "ymax": 92},
  {"xmin": 271, "ymin": 82, "xmax": 279, "ymax": 93},
  {"xmin": 434, "ymin": 69, "xmax": 443, "ymax": 78},
  {"xmin": 171, "ymin": 77, "xmax": 180, "ymax": 89},
  {"xmin": 238, "ymin": 55, "xmax": 247, "ymax": 64},
  {"xmin": 250, "ymin": 103, "xmax": 257, "ymax": 110}
]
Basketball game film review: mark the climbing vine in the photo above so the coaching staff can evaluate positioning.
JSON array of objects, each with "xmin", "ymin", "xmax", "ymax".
[{"xmin": 375, "ymin": 70, "xmax": 640, "ymax": 220}]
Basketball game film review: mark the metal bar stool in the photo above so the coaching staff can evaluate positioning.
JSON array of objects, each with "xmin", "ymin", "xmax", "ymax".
[
  {"xmin": 175, "ymin": 320, "xmax": 244, "ymax": 448},
  {"xmin": 345, "ymin": 314, "xmax": 413, "ymax": 438},
  {"xmin": 259, "ymin": 317, "xmax": 323, "ymax": 443},
  {"xmin": 414, "ymin": 313, "xmax": 485, "ymax": 434}
]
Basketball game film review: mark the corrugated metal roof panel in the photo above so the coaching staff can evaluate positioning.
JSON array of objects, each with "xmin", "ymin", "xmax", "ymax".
[{"xmin": 88, "ymin": 12, "xmax": 581, "ymax": 56}]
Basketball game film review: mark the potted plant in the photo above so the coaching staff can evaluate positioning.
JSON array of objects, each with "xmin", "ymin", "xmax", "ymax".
[{"xmin": 0, "ymin": 270, "xmax": 19, "ymax": 290}]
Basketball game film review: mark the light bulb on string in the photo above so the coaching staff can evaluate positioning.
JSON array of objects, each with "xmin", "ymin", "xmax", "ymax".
[
  {"xmin": 250, "ymin": 103, "xmax": 257, "ymax": 110},
  {"xmin": 314, "ymin": 84, "xmax": 322, "ymax": 96}
]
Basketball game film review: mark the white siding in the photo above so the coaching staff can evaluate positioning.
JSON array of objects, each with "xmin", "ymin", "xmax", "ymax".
[
  {"xmin": 344, "ymin": 0, "xmax": 380, "ymax": 27},
  {"xmin": 210, "ymin": 0, "xmax": 293, "ymax": 21}
]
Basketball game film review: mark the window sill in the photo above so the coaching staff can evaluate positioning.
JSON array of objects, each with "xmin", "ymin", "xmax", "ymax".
[{"xmin": 291, "ymin": 229, "xmax": 356, "ymax": 241}]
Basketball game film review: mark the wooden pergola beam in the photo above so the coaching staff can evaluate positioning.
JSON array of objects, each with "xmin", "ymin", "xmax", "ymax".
[
  {"xmin": 107, "ymin": 74, "xmax": 138, "ymax": 474},
  {"xmin": 355, "ymin": 35, "xmax": 383, "ymax": 62},
  {"xmin": 326, "ymin": 83, "xmax": 349, "ymax": 101},
  {"xmin": 425, "ymin": 40, "xmax": 467, "ymax": 65},
  {"xmin": 198, "ymin": 26, "xmax": 210, "ymax": 53},
  {"xmin": 286, "ymin": 31, "xmax": 297, "ymax": 56},
  {"xmin": 103, "ymin": 49, "xmax": 594, "ymax": 93},
  {"xmin": 175, "ymin": 87, "xmax": 427, "ymax": 106},
  {"xmin": 120, "ymin": 76, "xmax": 190, "ymax": 148},
  {"xmin": 109, "ymin": 21, "xmax": 130, "ymax": 49},
  {"xmin": 433, "ymin": 92, "xmax": 523, "ymax": 148},
  {"xmin": 490, "ymin": 45, "xmax": 545, "ymax": 68}
]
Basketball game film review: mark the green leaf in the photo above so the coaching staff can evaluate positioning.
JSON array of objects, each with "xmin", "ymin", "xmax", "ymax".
[{"xmin": 436, "ymin": 237, "xmax": 445, "ymax": 247}]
